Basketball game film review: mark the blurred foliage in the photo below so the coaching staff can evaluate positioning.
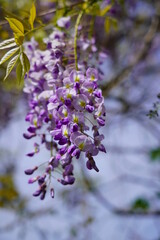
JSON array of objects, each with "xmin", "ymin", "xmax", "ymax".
[
  {"xmin": 0, "ymin": 174, "xmax": 19, "ymax": 208},
  {"xmin": 147, "ymin": 98, "xmax": 160, "ymax": 118},
  {"xmin": 150, "ymin": 148, "xmax": 160, "ymax": 162},
  {"xmin": 0, "ymin": 149, "xmax": 26, "ymax": 210},
  {"xmin": 105, "ymin": 17, "xmax": 118, "ymax": 33},
  {"xmin": 0, "ymin": 83, "xmax": 21, "ymax": 130},
  {"xmin": 132, "ymin": 198, "xmax": 150, "ymax": 211}
]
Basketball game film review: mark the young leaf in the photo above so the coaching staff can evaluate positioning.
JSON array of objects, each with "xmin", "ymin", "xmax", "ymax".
[
  {"xmin": 105, "ymin": 17, "xmax": 118, "ymax": 33},
  {"xmin": 20, "ymin": 52, "xmax": 30, "ymax": 75},
  {"xmin": 14, "ymin": 33, "xmax": 24, "ymax": 46},
  {"xmin": 29, "ymin": 3, "xmax": 36, "ymax": 29},
  {"xmin": 105, "ymin": 17, "xmax": 110, "ymax": 33},
  {"xmin": 4, "ymin": 54, "xmax": 19, "ymax": 81},
  {"xmin": 0, "ymin": 47, "xmax": 19, "ymax": 65},
  {"xmin": 0, "ymin": 38, "xmax": 17, "ymax": 50},
  {"xmin": 5, "ymin": 18, "xmax": 24, "ymax": 35},
  {"xmin": 111, "ymin": 18, "xmax": 118, "ymax": 30},
  {"xmin": 16, "ymin": 61, "xmax": 24, "ymax": 84},
  {"xmin": 100, "ymin": 5, "xmax": 112, "ymax": 16}
]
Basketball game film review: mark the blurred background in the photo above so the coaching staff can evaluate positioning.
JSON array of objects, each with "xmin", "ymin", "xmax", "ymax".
[{"xmin": 0, "ymin": 0, "xmax": 160, "ymax": 239}]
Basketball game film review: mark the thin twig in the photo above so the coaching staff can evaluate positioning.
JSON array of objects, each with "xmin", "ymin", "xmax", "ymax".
[
  {"xmin": 80, "ymin": 165, "xmax": 160, "ymax": 217},
  {"xmin": 0, "ymin": 1, "xmax": 85, "ymax": 26},
  {"xmin": 101, "ymin": 14, "xmax": 160, "ymax": 96}
]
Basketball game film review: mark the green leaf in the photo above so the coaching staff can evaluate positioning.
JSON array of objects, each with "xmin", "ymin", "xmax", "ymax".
[
  {"xmin": 4, "ymin": 54, "xmax": 19, "ymax": 81},
  {"xmin": 20, "ymin": 52, "xmax": 30, "ymax": 75},
  {"xmin": 0, "ymin": 38, "xmax": 17, "ymax": 50},
  {"xmin": 111, "ymin": 18, "xmax": 118, "ymax": 30},
  {"xmin": 105, "ymin": 17, "xmax": 110, "ymax": 33},
  {"xmin": 132, "ymin": 198, "xmax": 150, "ymax": 211},
  {"xmin": 0, "ymin": 47, "xmax": 19, "ymax": 65},
  {"xmin": 14, "ymin": 33, "xmax": 24, "ymax": 46},
  {"xmin": 100, "ymin": 5, "xmax": 112, "ymax": 16},
  {"xmin": 16, "ymin": 61, "xmax": 24, "ymax": 85},
  {"xmin": 84, "ymin": 2, "xmax": 100, "ymax": 15},
  {"xmin": 4, "ymin": 9, "xmax": 31, "ymax": 31},
  {"xmin": 5, "ymin": 18, "xmax": 24, "ymax": 35},
  {"xmin": 105, "ymin": 17, "xmax": 118, "ymax": 33},
  {"xmin": 150, "ymin": 148, "xmax": 160, "ymax": 161},
  {"xmin": 29, "ymin": 3, "xmax": 36, "ymax": 29}
]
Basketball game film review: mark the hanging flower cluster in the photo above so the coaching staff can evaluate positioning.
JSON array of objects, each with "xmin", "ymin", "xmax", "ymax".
[{"xmin": 23, "ymin": 18, "xmax": 106, "ymax": 200}]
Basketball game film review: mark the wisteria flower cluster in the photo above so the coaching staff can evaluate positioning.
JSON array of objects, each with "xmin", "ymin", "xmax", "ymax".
[{"xmin": 23, "ymin": 19, "xmax": 106, "ymax": 200}]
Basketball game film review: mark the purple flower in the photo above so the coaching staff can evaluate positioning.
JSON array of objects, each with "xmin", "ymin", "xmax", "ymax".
[
  {"xmin": 86, "ymin": 158, "xmax": 99, "ymax": 172},
  {"xmin": 28, "ymin": 176, "xmax": 39, "ymax": 184},
  {"xmin": 71, "ymin": 148, "xmax": 81, "ymax": 159},
  {"xmin": 23, "ymin": 25, "xmax": 106, "ymax": 200},
  {"xmin": 50, "ymin": 188, "xmax": 55, "ymax": 198},
  {"xmin": 70, "ymin": 70, "xmax": 85, "ymax": 83},
  {"xmin": 72, "ymin": 94, "xmax": 89, "ymax": 110},
  {"xmin": 59, "ymin": 175, "xmax": 75, "ymax": 185},
  {"xmin": 86, "ymin": 68, "xmax": 98, "ymax": 81},
  {"xmin": 27, "ymin": 125, "xmax": 37, "ymax": 133},
  {"xmin": 85, "ymin": 104, "xmax": 95, "ymax": 113},
  {"xmin": 23, "ymin": 133, "xmax": 36, "ymax": 139},
  {"xmin": 57, "ymin": 16, "xmax": 70, "ymax": 28},
  {"xmin": 97, "ymin": 117, "xmax": 105, "ymax": 126},
  {"xmin": 24, "ymin": 166, "xmax": 38, "ymax": 175},
  {"xmin": 73, "ymin": 133, "xmax": 92, "ymax": 152},
  {"xmin": 33, "ymin": 189, "xmax": 42, "ymax": 197},
  {"xmin": 63, "ymin": 164, "xmax": 73, "ymax": 176}
]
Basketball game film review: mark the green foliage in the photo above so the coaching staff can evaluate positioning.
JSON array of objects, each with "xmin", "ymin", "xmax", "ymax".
[
  {"xmin": 4, "ymin": 54, "xmax": 19, "ymax": 80},
  {"xmin": 99, "ymin": 4, "xmax": 112, "ymax": 16},
  {"xmin": 83, "ymin": 2, "xmax": 100, "ymax": 15},
  {"xmin": 156, "ymin": 192, "xmax": 160, "ymax": 199},
  {"xmin": 29, "ymin": 2, "xmax": 36, "ymax": 29},
  {"xmin": 0, "ymin": 3, "xmax": 37, "ymax": 83},
  {"xmin": 0, "ymin": 38, "xmax": 17, "ymax": 50},
  {"xmin": 105, "ymin": 17, "xmax": 118, "ymax": 33},
  {"xmin": 5, "ymin": 17, "xmax": 24, "ymax": 35},
  {"xmin": 150, "ymin": 148, "xmax": 160, "ymax": 162},
  {"xmin": 0, "ymin": 47, "xmax": 19, "ymax": 65},
  {"xmin": 0, "ymin": 174, "xmax": 19, "ymax": 208},
  {"xmin": 20, "ymin": 52, "xmax": 30, "ymax": 75},
  {"xmin": 16, "ymin": 61, "xmax": 24, "ymax": 84},
  {"xmin": 5, "ymin": 17, "xmax": 24, "ymax": 45},
  {"xmin": 132, "ymin": 198, "xmax": 150, "ymax": 211}
]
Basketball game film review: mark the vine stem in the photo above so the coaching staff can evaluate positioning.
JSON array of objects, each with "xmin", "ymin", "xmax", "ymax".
[{"xmin": 74, "ymin": 10, "xmax": 83, "ymax": 70}]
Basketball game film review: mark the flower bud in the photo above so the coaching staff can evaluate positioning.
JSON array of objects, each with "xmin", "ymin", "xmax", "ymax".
[
  {"xmin": 50, "ymin": 188, "xmax": 55, "ymax": 198},
  {"xmin": 24, "ymin": 166, "xmax": 38, "ymax": 175}
]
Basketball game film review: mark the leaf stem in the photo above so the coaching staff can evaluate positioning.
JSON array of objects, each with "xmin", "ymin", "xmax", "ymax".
[{"xmin": 74, "ymin": 10, "xmax": 83, "ymax": 70}]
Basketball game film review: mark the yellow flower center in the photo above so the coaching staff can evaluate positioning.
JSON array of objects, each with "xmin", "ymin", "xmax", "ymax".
[
  {"xmin": 67, "ymin": 93, "xmax": 72, "ymax": 99},
  {"xmin": 78, "ymin": 142, "xmax": 84, "ymax": 150},
  {"xmin": 63, "ymin": 129, "xmax": 68, "ymax": 137},
  {"xmin": 88, "ymin": 88, "xmax": 93, "ymax": 93},
  {"xmin": 91, "ymin": 75, "xmax": 95, "ymax": 81},
  {"xmin": 73, "ymin": 115, "xmax": 79, "ymax": 123},
  {"xmin": 65, "ymin": 83, "xmax": 71, "ymax": 89},
  {"xmin": 80, "ymin": 101, "xmax": 86, "ymax": 107},
  {"xmin": 60, "ymin": 97, "xmax": 64, "ymax": 103},
  {"xmin": 75, "ymin": 76, "xmax": 80, "ymax": 82},
  {"xmin": 33, "ymin": 119, "xmax": 37, "ymax": 127},
  {"xmin": 63, "ymin": 110, "xmax": 68, "ymax": 117}
]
